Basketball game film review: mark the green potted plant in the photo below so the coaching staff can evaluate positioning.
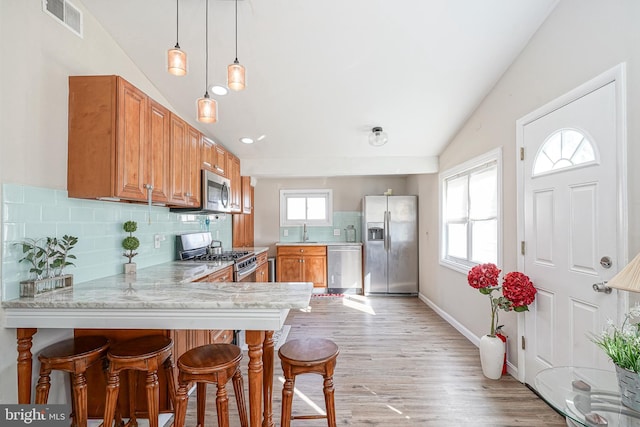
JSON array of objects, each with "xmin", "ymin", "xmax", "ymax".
[
  {"xmin": 122, "ymin": 221, "xmax": 140, "ymax": 274},
  {"xmin": 592, "ymin": 305, "xmax": 640, "ymax": 411},
  {"xmin": 18, "ymin": 235, "xmax": 78, "ymax": 297}
]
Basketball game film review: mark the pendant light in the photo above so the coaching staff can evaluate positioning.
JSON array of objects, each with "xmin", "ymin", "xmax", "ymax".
[
  {"xmin": 227, "ymin": 0, "xmax": 246, "ymax": 91},
  {"xmin": 167, "ymin": 0, "xmax": 187, "ymax": 76},
  {"xmin": 197, "ymin": 0, "xmax": 218, "ymax": 123}
]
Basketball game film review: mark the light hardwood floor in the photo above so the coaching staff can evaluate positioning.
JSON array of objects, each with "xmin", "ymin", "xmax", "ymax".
[{"xmin": 184, "ymin": 295, "xmax": 566, "ymax": 426}]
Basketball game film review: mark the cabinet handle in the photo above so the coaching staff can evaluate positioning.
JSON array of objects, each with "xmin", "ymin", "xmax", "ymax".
[
  {"xmin": 203, "ymin": 161, "xmax": 212, "ymax": 167},
  {"xmin": 186, "ymin": 192, "xmax": 192, "ymax": 197}
]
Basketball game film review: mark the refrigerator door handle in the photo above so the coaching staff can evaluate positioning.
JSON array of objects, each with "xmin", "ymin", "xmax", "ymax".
[{"xmin": 384, "ymin": 210, "xmax": 390, "ymax": 252}]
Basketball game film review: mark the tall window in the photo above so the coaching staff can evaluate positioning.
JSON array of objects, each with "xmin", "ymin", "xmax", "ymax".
[
  {"xmin": 440, "ymin": 148, "xmax": 502, "ymax": 272},
  {"xmin": 280, "ymin": 189, "xmax": 333, "ymax": 226}
]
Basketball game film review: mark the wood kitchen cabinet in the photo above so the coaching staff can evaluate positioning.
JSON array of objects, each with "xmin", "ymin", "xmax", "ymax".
[
  {"xmin": 227, "ymin": 153, "xmax": 242, "ymax": 213},
  {"xmin": 69, "ymin": 75, "xmax": 164, "ymax": 202},
  {"xmin": 169, "ymin": 114, "xmax": 201, "ymax": 207},
  {"xmin": 277, "ymin": 246, "xmax": 327, "ymax": 288},
  {"xmin": 233, "ymin": 177, "xmax": 254, "ymax": 247},
  {"xmin": 242, "ymin": 176, "xmax": 253, "ymax": 214},
  {"xmin": 201, "ymin": 136, "xmax": 228, "ymax": 177},
  {"xmin": 256, "ymin": 251, "xmax": 269, "ymax": 282}
]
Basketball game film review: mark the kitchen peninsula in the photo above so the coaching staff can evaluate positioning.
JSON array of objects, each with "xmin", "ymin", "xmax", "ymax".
[{"xmin": 2, "ymin": 262, "xmax": 313, "ymax": 427}]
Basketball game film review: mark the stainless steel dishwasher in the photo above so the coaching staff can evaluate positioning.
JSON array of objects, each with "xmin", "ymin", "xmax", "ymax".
[{"xmin": 327, "ymin": 245, "xmax": 363, "ymax": 294}]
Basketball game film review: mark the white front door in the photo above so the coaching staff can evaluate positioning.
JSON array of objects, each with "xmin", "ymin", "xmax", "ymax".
[{"xmin": 518, "ymin": 67, "xmax": 627, "ymax": 386}]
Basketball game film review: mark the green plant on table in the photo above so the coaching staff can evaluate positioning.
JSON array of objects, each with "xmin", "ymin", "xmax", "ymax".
[
  {"xmin": 122, "ymin": 221, "xmax": 140, "ymax": 263},
  {"xmin": 18, "ymin": 235, "xmax": 78, "ymax": 279},
  {"xmin": 592, "ymin": 305, "xmax": 640, "ymax": 373}
]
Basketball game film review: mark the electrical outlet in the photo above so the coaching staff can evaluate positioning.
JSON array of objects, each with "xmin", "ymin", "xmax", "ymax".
[
  {"xmin": 283, "ymin": 229, "xmax": 289, "ymax": 237},
  {"xmin": 154, "ymin": 234, "xmax": 162, "ymax": 249},
  {"xmin": 333, "ymin": 229, "xmax": 341, "ymax": 236}
]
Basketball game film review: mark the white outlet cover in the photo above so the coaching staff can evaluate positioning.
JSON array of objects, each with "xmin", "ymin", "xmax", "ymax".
[
  {"xmin": 283, "ymin": 229, "xmax": 289, "ymax": 237},
  {"xmin": 333, "ymin": 229, "xmax": 340, "ymax": 236}
]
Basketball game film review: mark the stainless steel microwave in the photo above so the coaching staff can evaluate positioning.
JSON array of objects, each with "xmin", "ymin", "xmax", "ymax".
[{"xmin": 171, "ymin": 170, "xmax": 230, "ymax": 214}]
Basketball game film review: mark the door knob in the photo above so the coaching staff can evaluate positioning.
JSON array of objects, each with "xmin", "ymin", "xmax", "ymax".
[{"xmin": 592, "ymin": 282, "xmax": 612, "ymax": 294}]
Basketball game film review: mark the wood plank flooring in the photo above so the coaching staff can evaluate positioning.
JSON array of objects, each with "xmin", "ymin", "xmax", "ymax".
[{"xmin": 183, "ymin": 295, "xmax": 566, "ymax": 426}]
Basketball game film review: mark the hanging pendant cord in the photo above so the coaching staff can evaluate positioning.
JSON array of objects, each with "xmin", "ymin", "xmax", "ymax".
[
  {"xmin": 205, "ymin": 0, "xmax": 209, "ymax": 95},
  {"xmin": 175, "ymin": 0, "xmax": 180, "ymax": 48},
  {"xmin": 234, "ymin": 0, "xmax": 238, "ymax": 62}
]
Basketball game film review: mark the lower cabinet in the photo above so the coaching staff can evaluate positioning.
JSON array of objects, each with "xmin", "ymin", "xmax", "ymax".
[
  {"xmin": 256, "ymin": 251, "xmax": 268, "ymax": 282},
  {"xmin": 276, "ymin": 246, "xmax": 327, "ymax": 288},
  {"xmin": 75, "ymin": 266, "xmax": 235, "ymax": 419}
]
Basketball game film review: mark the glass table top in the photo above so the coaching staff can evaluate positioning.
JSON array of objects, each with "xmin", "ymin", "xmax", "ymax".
[{"xmin": 535, "ymin": 366, "xmax": 640, "ymax": 426}]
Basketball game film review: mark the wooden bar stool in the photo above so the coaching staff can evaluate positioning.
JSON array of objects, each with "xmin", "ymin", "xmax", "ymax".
[
  {"xmin": 278, "ymin": 337, "xmax": 339, "ymax": 427},
  {"xmin": 35, "ymin": 335, "xmax": 110, "ymax": 427},
  {"xmin": 103, "ymin": 335, "xmax": 176, "ymax": 427},
  {"xmin": 174, "ymin": 343, "xmax": 248, "ymax": 427}
]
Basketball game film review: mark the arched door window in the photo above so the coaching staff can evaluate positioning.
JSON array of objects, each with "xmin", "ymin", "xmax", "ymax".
[{"xmin": 532, "ymin": 129, "xmax": 597, "ymax": 176}]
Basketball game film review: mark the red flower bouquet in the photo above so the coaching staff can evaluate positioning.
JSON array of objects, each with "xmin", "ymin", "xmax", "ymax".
[{"xmin": 467, "ymin": 263, "xmax": 537, "ymax": 336}]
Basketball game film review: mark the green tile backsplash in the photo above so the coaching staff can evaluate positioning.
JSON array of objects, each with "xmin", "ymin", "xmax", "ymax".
[
  {"xmin": 279, "ymin": 211, "xmax": 362, "ymax": 243},
  {"xmin": 1, "ymin": 184, "xmax": 232, "ymax": 300}
]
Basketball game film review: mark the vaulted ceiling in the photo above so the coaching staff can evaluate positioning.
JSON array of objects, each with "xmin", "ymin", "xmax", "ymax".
[{"xmin": 81, "ymin": 0, "xmax": 558, "ymax": 177}]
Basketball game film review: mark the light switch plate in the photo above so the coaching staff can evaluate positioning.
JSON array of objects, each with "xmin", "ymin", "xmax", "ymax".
[
  {"xmin": 333, "ymin": 229, "xmax": 340, "ymax": 236},
  {"xmin": 283, "ymin": 229, "xmax": 289, "ymax": 237}
]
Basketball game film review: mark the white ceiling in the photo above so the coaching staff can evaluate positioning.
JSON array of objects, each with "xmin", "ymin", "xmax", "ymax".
[{"xmin": 81, "ymin": 0, "xmax": 558, "ymax": 178}]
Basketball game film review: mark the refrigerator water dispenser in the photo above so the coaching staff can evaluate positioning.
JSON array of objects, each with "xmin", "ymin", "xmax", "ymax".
[{"xmin": 367, "ymin": 223, "xmax": 384, "ymax": 241}]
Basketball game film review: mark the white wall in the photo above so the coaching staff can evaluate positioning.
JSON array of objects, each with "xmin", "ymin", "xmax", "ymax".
[
  {"xmin": 254, "ymin": 176, "xmax": 409, "ymax": 255},
  {"xmin": 417, "ymin": 0, "xmax": 640, "ymax": 371},
  {"xmin": 0, "ymin": 0, "xmax": 188, "ymax": 403}
]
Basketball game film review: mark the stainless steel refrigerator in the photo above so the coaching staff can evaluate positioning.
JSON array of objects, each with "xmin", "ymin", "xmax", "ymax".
[{"xmin": 362, "ymin": 195, "xmax": 418, "ymax": 295}]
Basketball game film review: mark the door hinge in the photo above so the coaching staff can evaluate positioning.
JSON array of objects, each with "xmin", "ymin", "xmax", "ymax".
[
  {"xmin": 520, "ymin": 147, "xmax": 525, "ymax": 161},
  {"xmin": 521, "ymin": 336, "xmax": 526, "ymax": 350},
  {"xmin": 520, "ymin": 241, "xmax": 525, "ymax": 255}
]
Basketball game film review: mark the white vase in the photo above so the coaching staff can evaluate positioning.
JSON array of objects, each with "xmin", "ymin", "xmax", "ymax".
[
  {"xmin": 124, "ymin": 263, "xmax": 137, "ymax": 275},
  {"xmin": 479, "ymin": 334, "xmax": 505, "ymax": 380}
]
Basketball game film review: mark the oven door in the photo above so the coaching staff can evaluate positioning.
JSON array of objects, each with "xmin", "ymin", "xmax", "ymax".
[
  {"xmin": 235, "ymin": 264, "xmax": 257, "ymax": 282},
  {"xmin": 203, "ymin": 170, "xmax": 231, "ymax": 213}
]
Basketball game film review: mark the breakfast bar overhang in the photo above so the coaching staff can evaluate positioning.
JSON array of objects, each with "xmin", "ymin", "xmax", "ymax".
[{"xmin": 3, "ymin": 279, "xmax": 314, "ymax": 427}]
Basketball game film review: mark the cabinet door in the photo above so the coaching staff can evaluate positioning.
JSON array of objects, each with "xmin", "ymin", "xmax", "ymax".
[
  {"xmin": 148, "ymin": 100, "xmax": 170, "ymax": 203},
  {"xmin": 256, "ymin": 262, "xmax": 269, "ymax": 283},
  {"xmin": 227, "ymin": 154, "xmax": 242, "ymax": 213},
  {"xmin": 241, "ymin": 176, "xmax": 252, "ymax": 214},
  {"xmin": 304, "ymin": 255, "xmax": 327, "ymax": 288},
  {"xmin": 213, "ymin": 144, "xmax": 227, "ymax": 177},
  {"xmin": 277, "ymin": 256, "xmax": 302, "ymax": 282},
  {"xmin": 116, "ymin": 79, "xmax": 148, "ymax": 201},
  {"xmin": 201, "ymin": 136, "xmax": 215, "ymax": 172},
  {"xmin": 186, "ymin": 126, "xmax": 201, "ymax": 207},
  {"xmin": 169, "ymin": 114, "xmax": 188, "ymax": 206}
]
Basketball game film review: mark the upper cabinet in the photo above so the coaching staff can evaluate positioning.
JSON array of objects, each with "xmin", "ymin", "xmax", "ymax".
[
  {"xmin": 242, "ymin": 176, "xmax": 253, "ymax": 214},
  {"xmin": 69, "ymin": 75, "xmax": 152, "ymax": 202},
  {"xmin": 201, "ymin": 136, "xmax": 227, "ymax": 178},
  {"xmin": 68, "ymin": 75, "xmax": 240, "ymax": 209},
  {"xmin": 227, "ymin": 153, "xmax": 242, "ymax": 213}
]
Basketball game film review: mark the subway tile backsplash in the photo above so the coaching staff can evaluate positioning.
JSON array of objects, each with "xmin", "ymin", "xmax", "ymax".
[
  {"xmin": 279, "ymin": 211, "xmax": 362, "ymax": 243},
  {"xmin": 1, "ymin": 184, "xmax": 231, "ymax": 300}
]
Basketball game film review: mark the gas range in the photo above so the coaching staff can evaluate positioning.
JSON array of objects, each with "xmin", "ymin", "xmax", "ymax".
[{"xmin": 176, "ymin": 232, "xmax": 257, "ymax": 281}]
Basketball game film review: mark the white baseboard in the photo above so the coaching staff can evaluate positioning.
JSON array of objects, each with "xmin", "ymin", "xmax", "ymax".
[{"xmin": 417, "ymin": 292, "xmax": 519, "ymax": 379}]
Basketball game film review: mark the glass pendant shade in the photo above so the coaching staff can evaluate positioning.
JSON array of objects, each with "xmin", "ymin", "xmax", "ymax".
[
  {"xmin": 167, "ymin": 47, "xmax": 187, "ymax": 76},
  {"xmin": 227, "ymin": 60, "xmax": 246, "ymax": 91},
  {"xmin": 369, "ymin": 127, "xmax": 388, "ymax": 147},
  {"xmin": 197, "ymin": 94, "xmax": 217, "ymax": 123}
]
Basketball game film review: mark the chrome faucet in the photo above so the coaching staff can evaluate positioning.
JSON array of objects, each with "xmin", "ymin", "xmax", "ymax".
[{"xmin": 303, "ymin": 223, "xmax": 309, "ymax": 242}]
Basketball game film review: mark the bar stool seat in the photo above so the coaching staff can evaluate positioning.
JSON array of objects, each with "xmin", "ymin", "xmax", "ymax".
[
  {"xmin": 102, "ymin": 335, "xmax": 176, "ymax": 427},
  {"xmin": 174, "ymin": 343, "xmax": 248, "ymax": 427},
  {"xmin": 278, "ymin": 337, "xmax": 339, "ymax": 427},
  {"xmin": 36, "ymin": 335, "xmax": 110, "ymax": 427}
]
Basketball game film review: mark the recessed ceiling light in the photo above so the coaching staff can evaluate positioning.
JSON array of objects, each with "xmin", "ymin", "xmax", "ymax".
[
  {"xmin": 210, "ymin": 85, "xmax": 228, "ymax": 96},
  {"xmin": 240, "ymin": 137, "xmax": 254, "ymax": 144},
  {"xmin": 257, "ymin": 134, "xmax": 266, "ymax": 142}
]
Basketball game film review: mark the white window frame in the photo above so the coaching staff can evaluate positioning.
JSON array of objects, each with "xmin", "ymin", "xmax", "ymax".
[
  {"xmin": 279, "ymin": 189, "xmax": 333, "ymax": 227},
  {"xmin": 439, "ymin": 147, "xmax": 502, "ymax": 274}
]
